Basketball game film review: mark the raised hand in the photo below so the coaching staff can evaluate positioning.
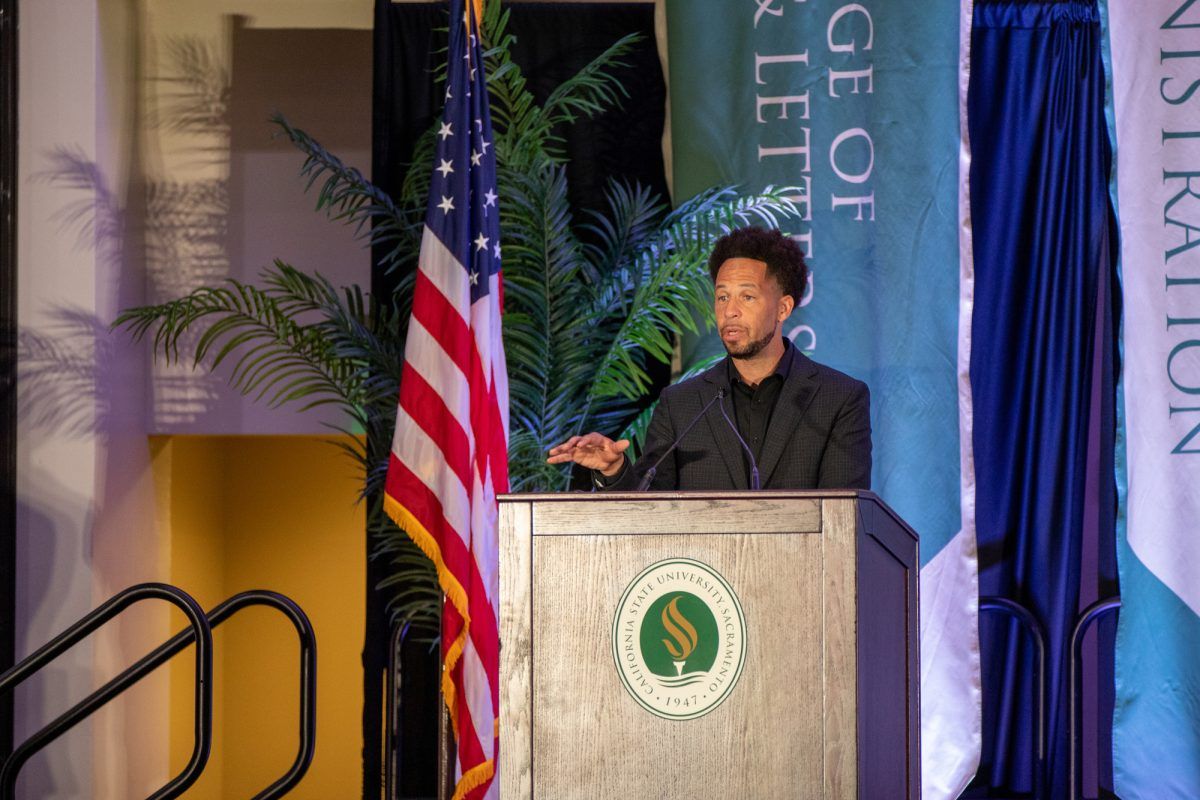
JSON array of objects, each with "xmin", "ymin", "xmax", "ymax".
[{"xmin": 546, "ymin": 433, "xmax": 630, "ymax": 477}]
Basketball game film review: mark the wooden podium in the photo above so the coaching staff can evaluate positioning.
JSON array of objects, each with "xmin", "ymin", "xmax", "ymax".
[{"xmin": 498, "ymin": 491, "xmax": 920, "ymax": 799}]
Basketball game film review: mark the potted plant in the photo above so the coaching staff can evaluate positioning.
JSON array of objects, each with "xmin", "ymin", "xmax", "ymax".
[{"xmin": 116, "ymin": 4, "xmax": 799, "ymax": 634}]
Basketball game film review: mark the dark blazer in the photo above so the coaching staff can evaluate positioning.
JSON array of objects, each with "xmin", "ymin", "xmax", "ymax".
[{"xmin": 607, "ymin": 346, "xmax": 872, "ymax": 491}]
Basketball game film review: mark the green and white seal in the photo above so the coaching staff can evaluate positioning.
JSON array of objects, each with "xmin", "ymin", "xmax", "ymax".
[{"xmin": 611, "ymin": 557, "xmax": 747, "ymax": 720}]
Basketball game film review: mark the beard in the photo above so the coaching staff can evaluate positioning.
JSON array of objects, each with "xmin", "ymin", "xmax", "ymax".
[{"xmin": 722, "ymin": 322, "xmax": 777, "ymax": 359}]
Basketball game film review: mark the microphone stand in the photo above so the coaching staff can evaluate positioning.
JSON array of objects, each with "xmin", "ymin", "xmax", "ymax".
[
  {"xmin": 636, "ymin": 389, "xmax": 727, "ymax": 491},
  {"xmin": 717, "ymin": 392, "xmax": 761, "ymax": 490}
]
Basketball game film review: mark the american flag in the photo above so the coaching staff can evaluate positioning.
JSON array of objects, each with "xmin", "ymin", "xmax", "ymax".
[{"xmin": 383, "ymin": 1, "xmax": 507, "ymax": 797}]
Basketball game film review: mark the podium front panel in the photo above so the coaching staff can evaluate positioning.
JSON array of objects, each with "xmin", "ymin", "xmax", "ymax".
[
  {"xmin": 536, "ymin": 531, "xmax": 822, "ymax": 797},
  {"xmin": 498, "ymin": 492, "xmax": 919, "ymax": 800}
]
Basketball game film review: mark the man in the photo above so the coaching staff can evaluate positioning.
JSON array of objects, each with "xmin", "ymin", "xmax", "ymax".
[{"xmin": 547, "ymin": 226, "xmax": 872, "ymax": 490}]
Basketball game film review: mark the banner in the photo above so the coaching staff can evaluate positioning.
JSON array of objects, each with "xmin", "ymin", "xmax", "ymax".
[
  {"xmin": 664, "ymin": 2, "xmax": 978, "ymax": 796},
  {"xmin": 1104, "ymin": 1, "xmax": 1200, "ymax": 796}
]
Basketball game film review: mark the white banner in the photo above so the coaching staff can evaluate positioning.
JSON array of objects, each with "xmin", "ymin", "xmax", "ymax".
[
  {"xmin": 1106, "ymin": 0, "xmax": 1200, "ymax": 796},
  {"xmin": 1111, "ymin": 0, "xmax": 1200, "ymax": 620}
]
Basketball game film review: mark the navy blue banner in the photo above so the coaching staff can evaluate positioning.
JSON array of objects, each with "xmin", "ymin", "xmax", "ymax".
[{"xmin": 968, "ymin": 2, "xmax": 1118, "ymax": 795}]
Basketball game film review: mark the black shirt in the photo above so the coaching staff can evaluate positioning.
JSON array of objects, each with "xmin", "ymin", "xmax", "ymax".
[
  {"xmin": 594, "ymin": 341, "xmax": 794, "ymax": 489},
  {"xmin": 726, "ymin": 340, "xmax": 793, "ymax": 480}
]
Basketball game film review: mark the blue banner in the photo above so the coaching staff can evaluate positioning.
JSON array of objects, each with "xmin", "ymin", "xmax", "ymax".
[
  {"xmin": 664, "ymin": 2, "xmax": 977, "ymax": 795},
  {"xmin": 666, "ymin": 0, "xmax": 961, "ymax": 561}
]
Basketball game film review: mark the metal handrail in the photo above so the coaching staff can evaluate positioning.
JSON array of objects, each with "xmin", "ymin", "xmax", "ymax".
[
  {"xmin": 1068, "ymin": 596, "xmax": 1121, "ymax": 800},
  {"xmin": 101, "ymin": 590, "xmax": 318, "ymax": 799},
  {"xmin": 384, "ymin": 623, "xmax": 453, "ymax": 800},
  {"xmin": 0, "ymin": 583, "xmax": 213, "ymax": 800},
  {"xmin": 979, "ymin": 595, "xmax": 1049, "ymax": 800},
  {"xmin": 0, "ymin": 585, "xmax": 318, "ymax": 799},
  {"xmin": 385, "ymin": 621, "xmax": 406, "ymax": 800},
  {"xmin": 226, "ymin": 592, "xmax": 316, "ymax": 799}
]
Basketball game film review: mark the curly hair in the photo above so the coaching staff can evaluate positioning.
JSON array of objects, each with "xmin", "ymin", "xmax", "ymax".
[{"xmin": 707, "ymin": 226, "xmax": 808, "ymax": 306}]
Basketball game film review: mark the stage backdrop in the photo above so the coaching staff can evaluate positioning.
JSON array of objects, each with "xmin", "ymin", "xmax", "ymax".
[
  {"xmin": 663, "ymin": 2, "xmax": 978, "ymax": 797},
  {"xmin": 1105, "ymin": 0, "xmax": 1200, "ymax": 797}
]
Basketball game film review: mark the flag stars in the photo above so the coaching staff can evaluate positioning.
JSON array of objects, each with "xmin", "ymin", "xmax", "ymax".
[
  {"xmin": 471, "ymin": 150, "xmax": 483, "ymax": 166},
  {"xmin": 474, "ymin": 233, "xmax": 490, "ymax": 252},
  {"xmin": 469, "ymin": 270, "xmax": 480, "ymax": 286},
  {"xmin": 483, "ymin": 189, "xmax": 497, "ymax": 208},
  {"xmin": 438, "ymin": 122, "xmax": 454, "ymax": 140},
  {"xmin": 493, "ymin": 242, "xmax": 502, "ymax": 259},
  {"xmin": 438, "ymin": 195, "xmax": 455, "ymax": 214},
  {"xmin": 436, "ymin": 159, "xmax": 455, "ymax": 178},
  {"xmin": 481, "ymin": 140, "xmax": 491, "ymax": 154}
]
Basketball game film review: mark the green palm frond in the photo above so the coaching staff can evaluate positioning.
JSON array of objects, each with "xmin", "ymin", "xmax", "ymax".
[
  {"xmin": 119, "ymin": 10, "xmax": 806, "ymax": 634},
  {"xmin": 485, "ymin": 16, "xmax": 640, "ymax": 166},
  {"xmin": 583, "ymin": 187, "xmax": 800, "ymax": 406},
  {"xmin": 618, "ymin": 353, "xmax": 724, "ymax": 458},
  {"xmin": 113, "ymin": 261, "xmax": 410, "ymax": 486},
  {"xmin": 369, "ymin": 499, "xmax": 441, "ymax": 637},
  {"xmin": 479, "ymin": 8, "xmax": 554, "ymax": 169},
  {"xmin": 499, "ymin": 163, "xmax": 604, "ymax": 491},
  {"xmin": 580, "ymin": 180, "xmax": 668, "ymax": 285},
  {"xmin": 479, "ymin": 5, "xmax": 517, "ymax": 81},
  {"xmin": 115, "ymin": 263, "xmax": 355, "ymax": 411},
  {"xmin": 271, "ymin": 114, "xmax": 420, "ymax": 273},
  {"xmin": 541, "ymin": 33, "xmax": 639, "ymax": 128}
]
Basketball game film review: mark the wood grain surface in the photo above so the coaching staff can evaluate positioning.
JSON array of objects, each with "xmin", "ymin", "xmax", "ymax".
[
  {"xmin": 821, "ymin": 499, "xmax": 859, "ymax": 799},
  {"xmin": 531, "ymin": 496, "xmax": 821, "ymax": 536},
  {"xmin": 528, "ymin": 531, "xmax": 824, "ymax": 798},
  {"xmin": 497, "ymin": 495, "xmax": 911, "ymax": 800},
  {"xmin": 499, "ymin": 501, "xmax": 533, "ymax": 798}
]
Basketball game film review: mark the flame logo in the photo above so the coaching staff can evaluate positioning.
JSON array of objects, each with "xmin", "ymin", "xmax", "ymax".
[{"xmin": 660, "ymin": 596, "xmax": 699, "ymax": 661}]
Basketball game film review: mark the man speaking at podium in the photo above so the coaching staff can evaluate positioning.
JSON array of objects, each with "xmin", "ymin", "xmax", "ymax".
[{"xmin": 547, "ymin": 226, "xmax": 872, "ymax": 491}]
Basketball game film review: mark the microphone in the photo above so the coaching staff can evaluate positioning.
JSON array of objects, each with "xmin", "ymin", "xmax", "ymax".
[
  {"xmin": 636, "ymin": 389, "xmax": 727, "ymax": 491},
  {"xmin": 717, "ymin": 391, "xmax": 761, "ymax": 490}
]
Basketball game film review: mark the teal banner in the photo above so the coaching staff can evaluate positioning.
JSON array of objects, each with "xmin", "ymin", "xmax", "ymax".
[{"xmin": 666, "ymin": 0, "xmax": 962, "ymax": 561}]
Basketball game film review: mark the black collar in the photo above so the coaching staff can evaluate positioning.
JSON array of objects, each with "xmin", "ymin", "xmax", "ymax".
[{"xmin": 726, "ymin": 338, "xmax": 794, "ymax": 389}]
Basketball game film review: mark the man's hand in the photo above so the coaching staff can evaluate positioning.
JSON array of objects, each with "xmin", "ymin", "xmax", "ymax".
[{"xmin": 546, "ymin": 433, "xmax": 630, "ymax": 477}]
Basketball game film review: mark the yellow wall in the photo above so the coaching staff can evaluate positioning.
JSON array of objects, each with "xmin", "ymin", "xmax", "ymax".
[
  {"xmin": 154, "ymin": 435, "xmax": 365, "ymax": 798},
  {"xmin": 19, "ymin": 2, "xmax": 371, "ymax": 793}
]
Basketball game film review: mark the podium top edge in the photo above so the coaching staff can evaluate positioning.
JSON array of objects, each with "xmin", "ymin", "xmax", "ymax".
[
  {"xmin": 497, "ymin": 490, "xmax": 918, "ymax": 541},
  {"xmin": 498, "ymin": 489, "xmax": 869, "ymax": 502}
]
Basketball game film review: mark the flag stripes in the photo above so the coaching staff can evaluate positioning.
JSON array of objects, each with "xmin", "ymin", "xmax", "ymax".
[
  {"xmin": 413, "ymin": 271, "xmax": 474, "ymax": 369},
  {"xmin": 399, "ymin": 366, "xmax": 473, "ymax": 490},
  {"xmin": 384, "ymin": 0, "xmax": 506, "ymax": 796},
  {"xmin": 418, "ymin": 230, "xmax": 472, "ymax": 314}
]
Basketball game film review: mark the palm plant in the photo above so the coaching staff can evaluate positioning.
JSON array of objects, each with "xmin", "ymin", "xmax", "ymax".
[{"xmin": 116, "ymin": 4, "xmax": 799, "ymax": 634}]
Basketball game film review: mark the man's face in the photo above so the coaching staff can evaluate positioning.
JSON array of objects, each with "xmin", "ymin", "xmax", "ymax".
[{"xmin": 714, "ymin": 257, "xmax": 794, "ymax": 359}]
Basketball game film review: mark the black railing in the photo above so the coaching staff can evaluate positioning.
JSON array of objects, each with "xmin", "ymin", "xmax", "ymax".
[
  {"xmin": 0, "ymin": 583, "xmax": 317, "ymax": 799},
  {"xmin": 0, "ymin": 583, "xmax": 213, "ymax": 800},
  {"xmin": 111, "ymin": 590, "xmax": 318, "ymax": 799},
  {"xmin": 975, "ymin": 594, "xmax": 1124, "ymax": 800},
  {"xmin": 979, "ymin": 594, "xmax": 1049, "ymax": 800},
  {"xmin": 384, "ymin": 623, "xmax": 452, "ymax": 800},
  {"xmin": 1069, "ymin": 597, "xmax": 1121, "ymax": 800},
  {"xmin": 385, "ymin": 621, "xmax": 406, "ymax": 800}
]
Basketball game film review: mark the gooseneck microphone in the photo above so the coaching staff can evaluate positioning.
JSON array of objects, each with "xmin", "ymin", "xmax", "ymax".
[
  {"xmin": 635, "ymin": 389, "xmax": 727, "ymax": 491},
  {"xmin": 717, "ymin": 392, "xmax": 761, "ymax": 490}
]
